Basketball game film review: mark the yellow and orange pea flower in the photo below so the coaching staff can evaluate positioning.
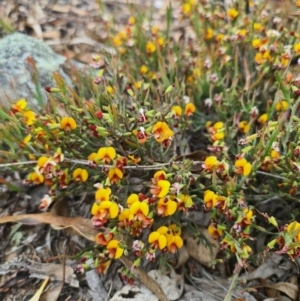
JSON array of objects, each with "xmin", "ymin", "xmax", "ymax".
[
  {"xmin": 140, "ymin": 64, "xmax": 148, "ymax": 75},
  {"xmin": 60, "ymin": 117, "xmax": 77, "ymax": 132},
  {"xmin": 203, "ymin": 190, "xmax": 217, "ymax": 210},
  {"xmin": 234, "ymin": 158, "xmax": 252, "ymax": 176},
  {"xmin": 146, "ymin": 41, "xmax": 156, "ymax": 54},
  {"xmin": 97, "ymin": 147, "xmax": 116, "ymax": 164},
  {"xmin": 184, "ymin": 102, "xmax": 196, "ymax": 117},
  {"xmin": 150, "ymin": 179, "xmax": 171, "ymax": 198},
  {"xmin": 95, "ymin": 187, "xmax": 111, "ymax": 202},
  {"xmin": 221, "ymin": 237, "xmax": 236, "ymax": 253},
  {"xmin": 118, "ymin": 208, "xmax": 134, "ymax": 228},
  {"xmin": 91, "ymin": 200, "xmax": 119, "ymax": 220},
  {"xmin": 294, "ymin": 42, "xmax": 300, "ymax": 54},
  {"xmin": 257, "ymin": 113, "xmax": 268, "ymax": 124},
  {"xmin": 96, "ymin": 260, "xmax": 111, "ymax": 274},
  {"xmin": 23, "ymin": 110, "xmax": 36, "ymax": 126},
  {"xmin": 37, "ymin": 156, "xmax": 57, "ymax": 175},
  {"xmin": 166, "ymin": 229, "xmax": 183, "ymax": 253},
  {"xmin": 177, "ymin": 194, "xmax": 194, "ymax": 211},
  {"xmin": 227, "ymin": 8, "xmax": 239, "ymax": 20},
  {"xmin": 202, "ymin": 156, "xmax": 220, "ymax": 171},
  {"xmin": 207, "ymin": 121, "xmax": 225, "ymax": 141},
  {"xmin": 171, "ymin": 105, "xmax": 182, "ymax": 118},
  {"xmin": 148, "ymin": 226, "xmax": 168, "ymax": 250},
  {"xmin": 286, "ymin": 221, "xmax": 300, "ymax": 242},
  {"xmin": 72, "ymin": 168, "xmax": 88, "ymax": 182},
  {"xmin": 238, "ymin": 121, "xmax": 250, "ymax": 134},
  {"xmin": 240, "ymin": 208, "xmax": 254, "ymax": 226},
  {"xmin": 106, "ymin": 239, "xmax": 124, "ymax": 259},
  {"xmin": 95, "ymin": 232, "xmax": 114, "ymax": 246},
  {"xmin": 208, "ymin": 223, "xmax": 223, "ymax": 239},
  {"xmin": 27, "ymin": 171, "xmax": 44, "ymax": 185},
  {"xmin": 152, "ymin": 121, "xmax": 174, "ymax": 147},
  {"xmin": 275, "ymin": 100, "xmax": 289, "ymax": 111},
  {"xmin": 157, "ymin": 197, "xmax": 177, "ymax": 216},
  {"xmin": 132, "ymin": 128, "xmax": 148, "ymax": 144},
  {"xmin": 11, "ymin": 98, "xmax": 27, "ymax": 112},
  {"xmin": 108, "ymin": 167, "xmax": 123, "ymax": 184}
]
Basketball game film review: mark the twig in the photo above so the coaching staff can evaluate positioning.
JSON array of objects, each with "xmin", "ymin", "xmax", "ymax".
[{"xmin": 223, "ymin": 265, "xmax": 241, "ymax": 301}]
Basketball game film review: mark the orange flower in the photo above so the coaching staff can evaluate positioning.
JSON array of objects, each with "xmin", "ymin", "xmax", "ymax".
[
  {"xmin": 148, "ymin": 226, "xmax": 168, "ymax": 250},
  {"xmin": 152, "ymin": 121, "xmax": 174, "ymax": 147},
  {"xmin": 172, "ymin": 106, "xmax": 182, "ymax": 118},
  {"xmin": 61, "ymin": 117, "xmax": 77, "ymax": 132},
  {"xmin": 202, "ymin": 156, "xmax": 219, "ymax": 171},
  {"xmin": 133, "ymin": 127, "xmax": 148, "ymax": 144},
  {"xmin": 203, "ymin": 190, "xmax": 217, "ymax": 209},
  {"xmin": 185, "ymin": 103, "xmax": 196, "ymax": 116},
  {"xmin": 73, "ymin": 168, "xmax": 88, "ymax": 182}
]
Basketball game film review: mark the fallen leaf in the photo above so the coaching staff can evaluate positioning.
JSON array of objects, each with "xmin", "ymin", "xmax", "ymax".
[
  {"xmin": 183, "ymin": 228, "xmax": 219, "ymax": 267},
  {"xmin": 256, "ymin": 282, "xmax": 298, "ymax": 301},
  {"xmin": 0, "ymin": 213, "xmax": 100, "ymax": 241}
]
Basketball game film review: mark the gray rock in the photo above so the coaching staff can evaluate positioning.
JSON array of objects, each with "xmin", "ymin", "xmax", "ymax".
[{"xmin": 0, "ymin": 33, "xmax": 72, "ymax": 109}]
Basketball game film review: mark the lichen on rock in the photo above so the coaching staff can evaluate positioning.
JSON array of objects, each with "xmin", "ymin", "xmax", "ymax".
[{"xmin": 0, "ymin": 33, "xmax": 72, "ymax": 109}]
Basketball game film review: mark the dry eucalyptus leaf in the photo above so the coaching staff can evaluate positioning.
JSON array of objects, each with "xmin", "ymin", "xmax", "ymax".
[
  {"xmin": 258, "ymin": 282, "xmax": 298, "ymax": 301},
  {"xmin": 183, "ymin": 228, "xmax": 219, "ymax": 267},
  {"xmin": 0, "ymin": 213, "xmax": 100, "ymax": 241}
]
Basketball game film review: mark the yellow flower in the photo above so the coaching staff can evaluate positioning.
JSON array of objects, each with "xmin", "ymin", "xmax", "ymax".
[
  {"xmin": 271, "ymin": 149, "xmax": 280, "ymax": 159},
  {"xmin": 97, "ymin": 147, "xmax": 116, "ymax": 163},
  {"xmin": 140, "ymin": 65, "xmax": 148, "ymax": 75},
  {"xmin": 287, "ymin": 221, "xmax": 300, "ymax": 242},
  {"xmin": 11, "ymin": 98, "xmax": 27, "ymax": 112},
  {"xmin": 216, "ymin": 33, "xmax": 225, "ymax": 41},
  {"xmin": 27, "ymin": 172, "xmax": 44, "ymax": 185},
  {"xmin": 183, "ymin": 3, "xmax": 191, "ymax": 14},
  {"xmin": 88, "ymin": 152, "xmax": 97, "ymax": 162},
  {"xmin": 203, "ymin": 190, "xmax": 217, "ymax": 209},
  {"xmin": 275, "ymin": 100, "xmax": 289, "ymax": 111},
  {"xmin": 106, "ymin": 239, "xmax": 124, "ymax": 259},
  {"xmin": 130, "ymin": 200, "xmax": 149, "ymax": 216},
  {"xmin": 148, "ymin": 226, "xmax": 168, "ymax": 250},
  {"xmin": 253, "ymin": 22, "xmax": 262, "ymax": 31},
  {"xmin": 134, "ymin": 81, "xmax": 142, "ymax": 89},
  {"xmin": 61, "ymin": 117, "xmax": 77, "ymax": 132},
  {"xmin": 152, "ymin": 121, "xmax": 174, "ymax": 146},
  {"xmin": 227, "ymin": 8, "xmax": 238, "ymax": 19},
  {"xmin": 252, "ymin": 38, "xmax": 262, "ymax": 49},
  {"xmin": 128, "ymin": 16, "xmax": 135, "ymax": 25},
  {"xmin": 106, "ymin": 86, "xmax": 114, "ymax": 95},
  {"xmin": 258, "ymin": 113, "xmax": 268, "ymax": 124},
  {"xmin": 205, "ymin": 28, "xmax": 214, "ymax": 40},
  {"xmin": 112, "ymin": 35, "xmax": 122, "ymax": 47},
  {"xmin": 238, "ymin": 121, "xmax": 250, "ymax": 134},
  {"xmin": 99, "ymin": 200, "xmax": 119, "ymax": 218},
  {"xmin": 146, "ymin": 41, "xmax": 156, "ymax": 54},
  {"xmin": 235, "ymin": 158, "xmax": 252, "ymax": 176},
  {"xmin": 23, "ymin": 111, "xmax": 36, "ymax": 125},
  {"xmin": 22, "ymin": 134, "xmax": 32, "ymax": 146},
  {"xmin": 172, "ymin": 106, "xmax": 182, "ymax": 117},
  {"xmin": 184, "ymin": 103, "xmax": 196, "ymax": 116},
  {"xmin": 119, "ymin": 208, "xmax": 134, "ymax": 222},
  {"xmin": 208, "ymin": 223, "xmax": 223, "ymax": 239},
  {"xmin": 294, "ymin": 42, "xmax": 300, "ymax": 54},
  {"xmin": 242, "ymin": 208, "xmax": 254, "ymax": 225},
  {"xmin": 150, "ymin": 180, "xmax": 170, "ymax": 198},
  {"xmin": 214, "ymin": 121, "xmax": 224, "ymax": 130},
  {"xmin": 73, "ymin": 168, "xmax": 88, "ymax": 182},
  {"xmin": 157, "ymin": 197, "xmax": 177, "ymax": 216},
  {"xmin": 178, "ymin": 194, "xmax": 194, "ymax": 210},
  {"xmin": 108, "ymin": 167, "xmax": 123, "ymax": 184},
  {"xmin": 203, "ymin": 156, "xmax": 219, "ymax": 170},
  {"xmin": 255, "ymin": 52, "xmax": 263, "ymax": 64},
  {"xmin": 95, "ymin": 187, "xmax": 111, "ymax": 202},
  {"xmin": 127, "ymin": 193, "xmax": 139, "ymax": 207}
]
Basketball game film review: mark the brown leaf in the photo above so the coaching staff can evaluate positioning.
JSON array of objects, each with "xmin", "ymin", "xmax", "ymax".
[
  {"xmin": 257, "ymin": 282, "xmax": 298, "ymax": 301},
  {"xmin": 183, "ymin": 228, "xmax": 220, "ymax": 267},
  {"xmin": 0, "ymin": 213, "xmax": 100, "ymax": 241}
]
